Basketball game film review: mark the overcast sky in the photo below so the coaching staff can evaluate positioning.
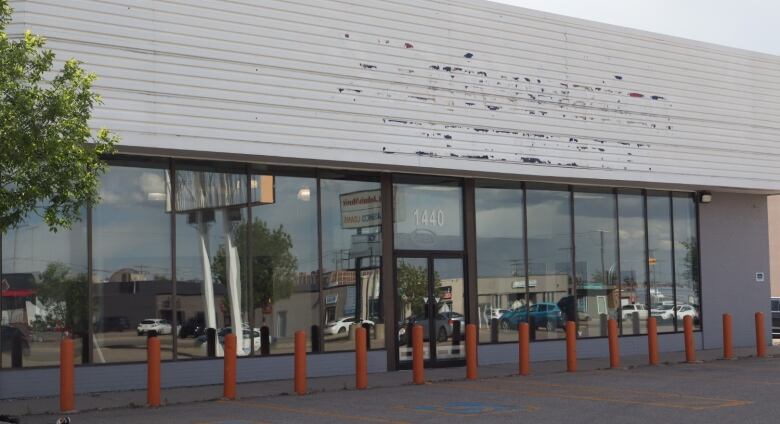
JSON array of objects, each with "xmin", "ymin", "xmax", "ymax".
[{"xmin": 488, "ymin": 0, "xmax": 780, "ymax": 56}]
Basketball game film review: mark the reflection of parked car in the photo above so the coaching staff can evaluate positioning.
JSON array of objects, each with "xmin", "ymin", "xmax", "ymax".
[
  {"xmin": 96, "ymin": 316, "xmax": 131, "ymax": 332},
  {"xmin": 440, "ymin": 311, "xmax": 466, "ymax": 333},
  {"xmin": 195, "ymin": 327, "xmax": 263, "ymax": 354},
  {"xmin": 500, "ymin": 303, "xmax": 564, "ymax": 331},
  {"xmin": 621, "ymin": 304, "xmax": 649, "ymax": 320},
  {"xmin": 652, "ymin": 304, "xmax": 698, "ymax": 322},
  {"xmin": 137, "ymin": 319, "xmax": 173, "ymax": 335},
  {"xmin": 179, "ymin": 319, "xmax": 205, "ymax": 339},
  {"xmin": 0, "ymin": 326, "xmax": 30, "ymax": 355},
  {"xmin": 324, "ymin": 317, "xmax": 374, "ymax": 336},
  {"xmin": 675, "ymin": 304, "xmax": 698, "ymax": 322},
  {"xmin": 397, "ymin": 313, "xmax": 451, "ymax": 344},
  {"xmin": 651, "ymin": 304, "xmax": 675, "ymax": 320}
]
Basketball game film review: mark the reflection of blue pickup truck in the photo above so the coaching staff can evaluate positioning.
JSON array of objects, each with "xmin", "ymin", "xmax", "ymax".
[
  {"xmin": 772, "ymin": 298, "xmax": 780, "ymax": 338},
  {"xmin": 499, "ymin": 302, "xmax": 564, "ymax": 331}
]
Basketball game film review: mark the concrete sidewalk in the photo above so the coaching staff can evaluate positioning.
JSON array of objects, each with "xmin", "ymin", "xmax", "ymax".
[{"xmin": 2, "ymin": 344, "xmax": 777, "ymax": 419}]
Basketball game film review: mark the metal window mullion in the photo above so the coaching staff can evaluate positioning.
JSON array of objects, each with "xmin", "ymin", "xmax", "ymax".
[
  {"xmin": 87, "ymin": 203, "xmax": 94, "ymax": 364},
  {"xmin": 643, "ymin": 190, "xmax": 652, "ymax": 334},
  {"xmin": 522, "ymin": 182, "xmax": 530, "ymax": 329},
  {"xmin": 246, "ymin": 165, "xmax": 254, "ymax": 355},
  {"xmin": 694, "ymin": 194, "xmax": 703, "ymax": 332},
  {"xmin": 315, "ymin": 172, "xmax": 324, "ymax": 352},
  {"xmin": 614, "ymin": 189, "xmax": 623, "ymax": 336},
  {"xmin": 569, "ymin": 186, "xmax": 577, "ymax": 332},
  {"xmin": 170, "ymin": 159, "xmax": 178, "ymax": 360},
  {"xmin": 669, "ymin": 193, "xmax": 678, "ymax": 333}
]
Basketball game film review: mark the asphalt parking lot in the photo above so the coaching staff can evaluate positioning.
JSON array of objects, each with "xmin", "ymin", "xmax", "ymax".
[{"xmin": 15, "ymin": 354, "xmax": 780, "ymax": 424}]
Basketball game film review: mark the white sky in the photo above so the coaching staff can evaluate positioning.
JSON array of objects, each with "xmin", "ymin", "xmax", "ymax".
[{"xmin": 487, "ymin": 0, "xmax": 780, "ymax": 56}]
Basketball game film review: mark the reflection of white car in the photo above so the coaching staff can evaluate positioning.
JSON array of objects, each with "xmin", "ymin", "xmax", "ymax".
[
  {"xmin": 488, "ymin": 308, "xmax": 509, "ymax": 321},
  {"xmin": 324, "ymin": 317, "xmax": 374, "ymax": 335},
  {"xmin": 652, "ymin": 304, "xmax": 698, "ymax": 321},
  {"xmin": 137, "ymin": 319, "xmax": 173, "ymax": 335},
  {"xmin": 621, "ymin": 304, "xmax": 648, "ymax": 320}
]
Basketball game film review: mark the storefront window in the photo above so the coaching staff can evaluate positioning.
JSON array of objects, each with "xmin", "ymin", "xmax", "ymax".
[
  {"xmin": 1, "ymin": 210, "xmax": 87, "ymax": 368},
  {"xmin": 647, "ymin": 192, "xmax": 675, "ymax": 333},
  {"xmin": 250, "ymin": 175, "xmax": 319, "ymax": 354},
  {"xmin": 393, "ymin": 178, "xmax": 463, "ymax": 251},
  {"xmin": 320, "ymin": 176, "xmax": 383, "ymax": 351},
  {"xmin": 92, "ymin": 163, "xmax": 173, "ymax": 363},
  {"xmin": 174, "ymin": 165, "xmax": 249, "ymax": 359},
  {"xmin": 475, "ymin": 183, "xmax": 525, "ymax": 343},
  {"xmin": 526, "ymin": 186, "xmax": 571, "ymax": 340},
  {"xmin": 618, "ymin": 191, "xmax": 649, "ymax": 335},
  {"xmin": 574, "ymin": 189, "xmax": 618, "ymax": 338},
  {"xmin": 673, "ymin": 194, "xmax": 700, "ymax": 330}
]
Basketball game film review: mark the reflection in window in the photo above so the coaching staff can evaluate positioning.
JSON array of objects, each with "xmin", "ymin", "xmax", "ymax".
[
  {"xmin": 251, "ymin": 176, "xmax": 319, "ymax": 354},
  {"xmin": 647, "ymin": 193, "xmax": 675, "ymax": 333},
  {"xmin": 475, "ymin": 185, "xmax": 525, "ymax": 343},
  {"xmin": 526, "ymin": 188, "xmax": 571, "ymax": 339},
  {"xmin": 1, "ymin": 210, "xmax": 87, "ymax": 368},
  {"xmin": 574, "ymin": 190, "xmax": 618, "ymax": 337},
  {"xmin": 618, "ymin": 192, "xmax": 649, "ymax": 335},
  {"xmin": 394, "ymin": 181, "xmax": 463, "ymax": 251},
  {"xmin": 321, "ymin": 178, "xmax": 383, "ymax": 351},
  {"xmin": 673, "ymin": 194, "xmax": 700, "ymax": 329},
  {"xmin": 174, "ymin": 167, "xmax": 249, "ymax": 358},
  {"xmin": 92, "ymin": 165, "xmax": 173, "ymax": 363}
]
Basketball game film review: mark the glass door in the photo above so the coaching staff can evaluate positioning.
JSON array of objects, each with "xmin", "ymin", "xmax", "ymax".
[{"xmin": 396, "ymin": 256, "xmax": 465, "ymax": 367}]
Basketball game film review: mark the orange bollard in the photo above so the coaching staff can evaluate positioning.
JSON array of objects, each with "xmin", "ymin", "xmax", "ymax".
[
  {"xmin": 723, "ymin": 314, "xmax": 733, "ymax": 360},
  {"xmin": 60, "ymin": 338, "xmax": 75, "ymax": 412},
  {"xmin": 756, "ymin": 312, "xmax": 767, "ymax": 358},
  {"xmin": 355, "ymin": 327, "xmax": 368, "ymax": 390},
  {"xmin": 223, "ymin": 333, "xmax": 237, "ymax": 400},
  {"xmin": 147, "ymin": 336, "xmax": 161, "ymax": 407},
  {"xmin": 684, "ymin": 315, "xmax": 695, "ymax": 363},
  {"xmin": 518, "ymin": 322, "xmax": 530, "ymax": 376},
  {"xmin": 647, "ymin": 317, "xmax": 659, "ymax": 365},
  {"xmin": 466, "ymin": 324, "xmax": 478, "ymax": 380},
  {"xmin": 565, "ymin": 321, "xmax": 576, "ymax": 372},
  {"xmin": 608, "ymin": 319, "xmax": 619, "ymax": 369},
  {"xmin": 294, "ymin": 330, "xmax": 307, "ymax": 395},
  {"xmin": 412, "ymin": 324, "xmax": 424, "ymax": 385}
]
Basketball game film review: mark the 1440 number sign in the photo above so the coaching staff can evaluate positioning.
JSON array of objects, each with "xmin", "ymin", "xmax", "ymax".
[{"xmin": 413, "ymin": 208, "xmax": 445, "ymax": 227}]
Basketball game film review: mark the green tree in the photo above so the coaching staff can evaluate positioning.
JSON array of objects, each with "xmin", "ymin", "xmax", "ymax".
[
  {"xmin": 397, "ymin": 261, "xmax": 440, "ymax": 317},
  {"xmin": 212, "ymin": 219, "xmax": 298, "ymax": 309},
  {"xmin": 35, "ymin": 262, "xmax": 89, "ymax": 333},
  {"xmin": 0, "ymin": 0, "xmax": 118, "ymax": 234}
]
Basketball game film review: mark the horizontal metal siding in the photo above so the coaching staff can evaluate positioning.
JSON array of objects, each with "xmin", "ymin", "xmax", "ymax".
[{"xmin": 12, "ymin": 0, "xmax": 780, "ymax": 190}]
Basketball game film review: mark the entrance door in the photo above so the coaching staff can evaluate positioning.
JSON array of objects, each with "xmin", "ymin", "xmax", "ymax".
[{"xmin": 396, "ymin": 255, "xmax": 466, "ymax": 367}]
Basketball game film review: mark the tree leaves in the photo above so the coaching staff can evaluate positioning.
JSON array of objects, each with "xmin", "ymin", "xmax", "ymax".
[{"xmin": 0, "ymin": 1, "xmax": 118, "ymax": 234}]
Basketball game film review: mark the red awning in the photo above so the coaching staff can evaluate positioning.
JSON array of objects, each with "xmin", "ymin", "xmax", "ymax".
[{"xmin": 1, "ymin": 289, "xmax": 35, "ymax": 297}]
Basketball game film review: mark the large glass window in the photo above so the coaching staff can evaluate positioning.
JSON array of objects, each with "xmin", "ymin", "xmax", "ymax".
[
  {"xmin": 526, "ymin": 186, "xmax": 571, "ymax": 340},
  {"xmin": 574, "ymin": 189, "xmax": 618, "ymax": 338},
  {"xmin": 618, "ymin": 191, "xmax": 649, "ymax": 335},
  {"xmin": 475, "ymin": 183, "xmax": 525, "ymax": 343},
  {"xmin": 1, "ymin": 210, "xmax": 87, "ymax": 368},
  {"xmin": 92, "ymin": 163, "xmax": 173, "ymax": 363},
  {"xmin": 673, "ymin": 194, "xmax": 700, "ymax": 330},
  {"xmin": 393, "ymin": 178, "xmax": 463, "ymax": 251},
  {"xmin": 174, "ymin": 165, "xmax": 249, "ymax": 359},
  {"xmin": 250, "ymin": 175, "xmax": 319, "ymax": 355},
  {"xmin": 647, "ymin": 192, "xmax": 675, "ymax": 333},
  {"xmin": 320, "ymin": 176, "xmax": 383, "ymax": 351}
]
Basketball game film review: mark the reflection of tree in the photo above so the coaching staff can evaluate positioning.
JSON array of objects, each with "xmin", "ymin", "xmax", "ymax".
[
  {"xmin": 397, "ymin": 262, "xmax": 439, "ymax": 317},
  {"xmin": 680, "ymin": 239, "xmax": 699, "ymax": 291},
  {"xmin": 35, "ymin": 262, "xmax": 88, "ymax": 333},
  {"xmin": 212, "ymin": 219, "xmax": 298, "ymax": 308}
]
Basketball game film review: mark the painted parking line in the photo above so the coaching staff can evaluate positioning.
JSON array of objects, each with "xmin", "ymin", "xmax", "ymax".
[
  {"xmin": 222, "ymin": 400, "xmax": 411, "ymax": 424},
  {"xmin": 395, "ymin": 400, "xmax": 539, "ymax": 417},
  {"xmin": 443, "ymin": 380, "xmax": 752, "ymax": 411}
]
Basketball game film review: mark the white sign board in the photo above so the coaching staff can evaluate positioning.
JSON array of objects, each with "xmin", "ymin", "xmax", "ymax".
[{"xmin": 340, "ymin": 189, "xmax": 382, "ymax": 229}]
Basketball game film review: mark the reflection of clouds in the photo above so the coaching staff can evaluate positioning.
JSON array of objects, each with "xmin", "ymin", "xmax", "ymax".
[
  {"xmin": 99, "ymin": 167, "xmax": 168, "ymax": 207},
  {"xmin": 476, "ymin": 207, "xmax": 523, "ymax": 238}
]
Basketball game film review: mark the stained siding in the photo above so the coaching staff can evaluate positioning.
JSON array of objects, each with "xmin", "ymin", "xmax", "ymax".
[{"xmin": 9, "ymin": 0, "xmax": 780, "ymax": 191}]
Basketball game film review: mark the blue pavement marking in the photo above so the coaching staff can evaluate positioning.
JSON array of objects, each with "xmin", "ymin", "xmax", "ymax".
[{"xmin": 412, "ymin": 401, "xmax": 515, "ymax": 415}]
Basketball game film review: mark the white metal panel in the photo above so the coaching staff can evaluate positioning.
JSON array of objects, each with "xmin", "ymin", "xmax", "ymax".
[{"xmin": 11, "ymin": 0, "xmax": 780, "ymax": 191}]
